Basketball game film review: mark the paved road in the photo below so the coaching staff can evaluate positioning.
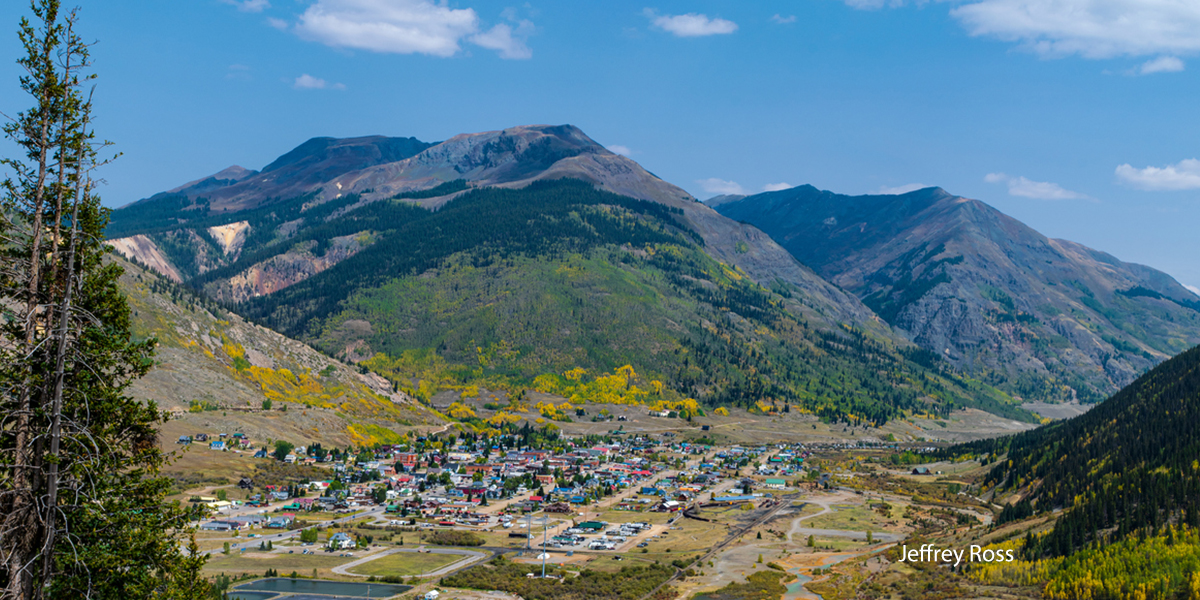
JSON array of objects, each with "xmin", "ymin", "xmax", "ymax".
[{"xmin": 201, "ymin": 506, "xmax": 387, "ymax": 556}]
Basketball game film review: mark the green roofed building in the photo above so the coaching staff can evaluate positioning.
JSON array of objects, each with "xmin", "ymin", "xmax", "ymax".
[
  {"xmin": 764, "ymin": 479, "xmax": 787, "ymax": 489},
  {"xmin": 577, "ymin": 521, "xmax": 605, "ymax": 531}
]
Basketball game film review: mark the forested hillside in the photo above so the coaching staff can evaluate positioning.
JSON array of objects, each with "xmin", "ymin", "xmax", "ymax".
[
  {"xmin": 113, "ymin": 174, "xmax": 1027, "ymax": 425},
  {"xmin": 955, "ymin": 343, "xmax": 1200, "ymax": 557},
  {"xmin": 102, "ymin": 126, "xmax": 1047, "ymax": 426},
  {"xmin": 235, "ymin": 179, "xmax": 1021, "ymax": 424}
]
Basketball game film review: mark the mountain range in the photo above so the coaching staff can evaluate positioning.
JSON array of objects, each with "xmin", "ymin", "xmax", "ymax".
[
  {"xmin": 711, "ymin": 185, "xmax": 1200, "ymax": 403},
  {"xmin": 104, "ymin": 123, "xmax": 1200, "ymax": 422}
]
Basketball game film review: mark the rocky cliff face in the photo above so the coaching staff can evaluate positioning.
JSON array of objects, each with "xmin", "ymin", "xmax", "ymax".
[
  {"xmin": 713, "ymin": 185, "xmax": 1200, "ymax": 402},
  {"xmin": 203, "ymin": 232, "xmax": 373, "ymax": 303}
]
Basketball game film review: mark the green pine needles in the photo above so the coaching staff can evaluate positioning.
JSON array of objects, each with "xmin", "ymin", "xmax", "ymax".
[{"xmin": 0, "ymin": 2, "xmax": 208, "ymax": 598}]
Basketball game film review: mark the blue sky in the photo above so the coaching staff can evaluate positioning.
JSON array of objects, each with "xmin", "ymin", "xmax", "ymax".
[{"xmin": 1, "ymin": 0, "xmax": 1199, "ymax": 290}]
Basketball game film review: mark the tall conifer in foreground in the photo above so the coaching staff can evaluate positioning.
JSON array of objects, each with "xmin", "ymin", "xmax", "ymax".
[{"xmin": 0, "ymin": 2, "xmax": 208, "ymax": 598}]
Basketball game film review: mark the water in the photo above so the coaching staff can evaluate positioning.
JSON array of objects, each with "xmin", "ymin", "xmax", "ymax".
[
  {"xmin": 781, "ymin": 553, "xmax": 861, "ymax": 600},
  {"xmin": 783, "ymin": 570, "xmax": 816, "ymax": 600},
  {"xmin": 233, "ymin": 578, "xmax": 411, "ymax": 598},
  {"xmin": 226, "ymin": 592, "xmax": 278, "ymax": 600}
]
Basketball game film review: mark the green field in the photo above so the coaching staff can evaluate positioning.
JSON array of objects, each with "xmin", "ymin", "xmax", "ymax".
[
  {"xmin": 201, "ymin": 551, "xmax": 352, "ymax": 577},
  {"xmin": 805, "ymin": 504, "xmax": 896, "ymax": 532},
  {"xmin": 346, "ymin": 552, "xmax": 462, "ymax": 577}
]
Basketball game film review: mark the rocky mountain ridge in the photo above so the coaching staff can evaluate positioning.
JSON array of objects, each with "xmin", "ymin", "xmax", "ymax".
[
  {"xmin": 712, "ymin": 185, "xmax": 1200, "ymax": 401},
  {"xmin": 108, "ymin": 125, "xmax": 890, "ymax": 336}
]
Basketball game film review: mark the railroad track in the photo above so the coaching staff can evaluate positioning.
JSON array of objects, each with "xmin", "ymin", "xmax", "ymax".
[{"xmin": 638, "ymin": 493, "xmax": 802, "ymax": 600}]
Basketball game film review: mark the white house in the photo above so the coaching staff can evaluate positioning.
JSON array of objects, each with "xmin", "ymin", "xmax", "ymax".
[{"xmin": 329, "ymin": 532, "xmax": 355, "ymax": 550}]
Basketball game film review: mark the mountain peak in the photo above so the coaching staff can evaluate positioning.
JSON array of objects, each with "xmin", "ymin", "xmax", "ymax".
[
  {"xmin": 166, "ymin": 165, "xmax": 257, "ymax": 195},
  {"xmin": 259, "ymin": 135, "xmax": 435, "ymax": 175},
  {"xmin": 714, "ymin": 184, "xmax": 1200, "ymax": 403}
]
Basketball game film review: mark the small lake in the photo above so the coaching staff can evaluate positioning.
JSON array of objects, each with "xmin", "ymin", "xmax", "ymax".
[
  {"xmin": 225, "ymin": 592, "xmax": 278, "ymax": 600},
  {"xmin": 233, "ymin": 578, "xmax": 411, "ymax": 598}
]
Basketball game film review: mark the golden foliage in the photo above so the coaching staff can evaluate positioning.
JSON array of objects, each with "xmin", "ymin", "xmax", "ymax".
[
  {"xmin": 532, "ymin": 365, "xmax": 686, "ymax": 408},
  {"xmin": 487, "ymin": 411, "xmax": 521, "ymax": 427},
  {"xmin": 447, "ymin": 402, "xmax": 477, "ymax": 420}
]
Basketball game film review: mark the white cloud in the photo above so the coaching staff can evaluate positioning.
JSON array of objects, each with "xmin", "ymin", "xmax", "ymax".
[
  {"xmin": 1138, "ymin": 55, "xmax": 1185, "ymax": 74},
  {"xmin": 1115, "ymin": 159, "xmax": 1200, "ymax": 191},
  {"xmin": 646, "ymin": 10, "xmax": 738, "ymax": 37},
  {"xmin": 985, "ymin": 172, "xmax": 1089, "ymax": 200},
  {"xmin": 295, "ymin": 0, "xmax": 481, "ymax": 57},
  {"xmin": 293, "ymin": 74, "xmax": 345, "ymax": 90},
  {"xmin": 763, "ymin": 182, "xmax": 793, "ymax": 192},
  {"xmin": 607, "ymin": 145, "xmax": 634, "ymax": 157},
  {"xmin": 698, "ymin": 178, "xmax": 746, "ymax": 196},
  {"xmin": 952, "ymin": 0, "xmax": 1200, "ymax": 59},
  {"xmin": 291, "ymin": 0, "xmax": 534, "ymax": 59},
  {"xmin": 222, "ymin": 0, "xmax": 270, "ymax": 13},
  {"xmin": 267, "ymin": 17, "xmax": 288, "ymax": 30},
  {"xmin": 842, "ymin": 0, "xmax": 1200, "ymax": 61},
  {"xmin": 770, "ymin": 14, "xmax": 797, "ymax": 24},
  {"xmin": 876, "ymin": 183, "xmax": 932, "ymax": 195},
  {"xmin": 470, "ymin": 20, "xmax": 534, "ymax": 59},
  {"xmin": 1185, "ymin": 284, "xmax": 1200, "ymax": 297}
]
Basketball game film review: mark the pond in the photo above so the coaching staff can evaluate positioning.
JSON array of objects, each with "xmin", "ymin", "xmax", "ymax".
[
  {"xmin": 233, "ymin": 578, "xmax": 411, "ymax": 598},
  {"xmin": 225, "ymin": 592, "xmax": 278, "ymax": 600}
]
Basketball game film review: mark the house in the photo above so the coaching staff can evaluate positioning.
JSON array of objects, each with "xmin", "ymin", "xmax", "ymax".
[
  {"xmin": 764, "ymin": 478, "xmax": 787, "ymax": 489},
  {"xmin": 204, "ymin": 500, "xmax": 234, "ymax": 512},
  {"xmin": 266, "ymin": 515, "xmax": 294, "ymax": 529},
  {"xmin": 329, "ymin": 532, "xmax": 355, "ymax": 549},
  {"xmin": 911, "ymin": 467, "xmax": 932, "ymax": 476},
  {"xmin": 199, "ymin": 520, "xmax": 235, "ymax": 532},
  {"xmin": 177, "ymin": 435, "xmax": 192, "ymax": 444},
  {"xmin": 226, "ymin": 515, "xmax": 266, "ymax": 528},
  {"xmin": 209, "ymin": 440, "xmax": 226, "ymax": 451}
]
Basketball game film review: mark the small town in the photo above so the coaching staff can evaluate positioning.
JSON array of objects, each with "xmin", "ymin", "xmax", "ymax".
[
  {"xmin": 174, "ymin": 422, "xmax": 975, "ymax": 599},
  {"xmin": 4, "ymin": 2, "xmax": 1197, "ymax": 599}
]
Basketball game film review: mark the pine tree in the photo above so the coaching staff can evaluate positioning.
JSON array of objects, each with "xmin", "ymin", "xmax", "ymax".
[{"xmin": 0, "ymin": 2, "xmax": 208, "ymax": 598}]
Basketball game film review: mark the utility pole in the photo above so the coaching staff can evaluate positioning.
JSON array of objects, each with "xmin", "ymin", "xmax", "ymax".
[{"xmin": 541, "ymin": 520, "xmax": 548, "ymax": 579}]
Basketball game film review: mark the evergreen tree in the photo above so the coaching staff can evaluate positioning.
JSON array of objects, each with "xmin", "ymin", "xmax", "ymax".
[{"xmin": 0, "ymin": 2, "xmax": 208, "ymax": 598}]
